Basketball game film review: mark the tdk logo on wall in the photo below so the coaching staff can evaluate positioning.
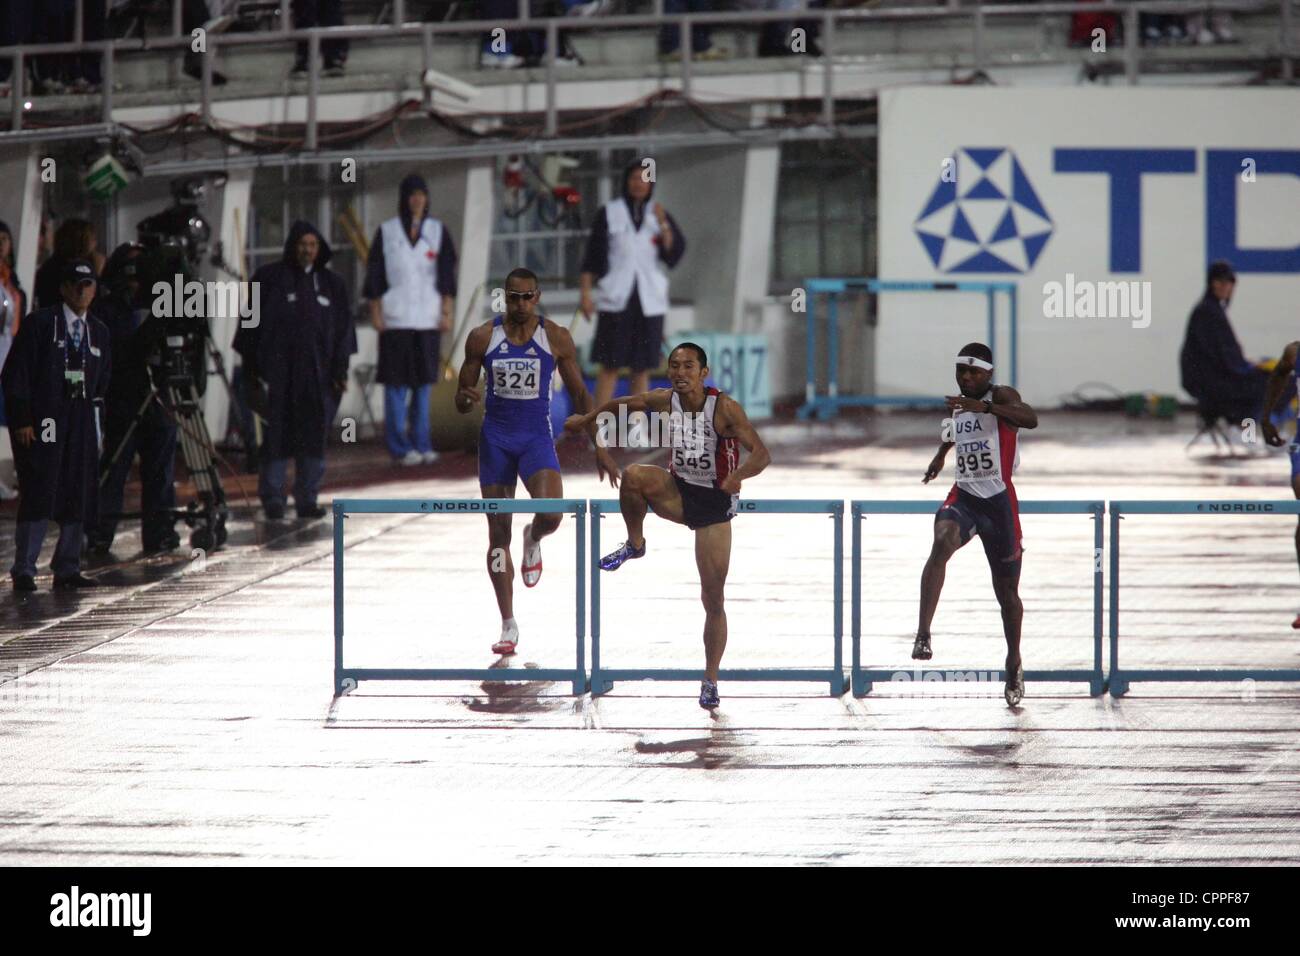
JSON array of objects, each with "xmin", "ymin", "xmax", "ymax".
[
  {"xmin": 914, "ymin": 148, "xmax": 1054, "ymax": 274},
  {"xmin": 917, "ymin": 147, "xmax": 1300, "ymax": 275}
]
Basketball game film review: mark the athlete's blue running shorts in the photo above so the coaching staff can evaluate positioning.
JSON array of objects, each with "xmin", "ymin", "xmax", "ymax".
[{"xmin": 479, "ymin": 427, "xmax": 560, "ymax": 488}]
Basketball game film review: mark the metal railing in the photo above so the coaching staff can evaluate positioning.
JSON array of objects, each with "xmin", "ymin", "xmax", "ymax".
[{"xmin": 1, "ymin": 1, "xmax": 1293, "ymax": 145}]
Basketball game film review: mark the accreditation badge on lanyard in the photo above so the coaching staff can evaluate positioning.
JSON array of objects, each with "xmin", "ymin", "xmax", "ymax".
[{"xmin": 59, "ymin": 315, "xmax": 88, "ymax": 401}]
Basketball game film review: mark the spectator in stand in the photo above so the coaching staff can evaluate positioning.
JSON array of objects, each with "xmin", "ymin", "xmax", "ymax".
[
  {"xmin": 661, "ymin": 0, "xmax": 726, "ymax": 61},
  {"xmin": 478, "ymin": 0, "xmax": 585, "ymax": 69},
  {"xmin": 0, "ymin": 1, "xmax": 36, "ymax": 96},
  {"xmin": 291, "ymin": 0, "xmax": 349, "ymax": 77},
  {"xmin": 756, "ymin": 0, "xmax": 823, "ymax": 58},
  {"xmin": 0, "ymin": 221, "xmax": 28, "ymax": 499},
  {"xmin": 28, "ymin": 0, "xmax": 107, "ymax": 94}
]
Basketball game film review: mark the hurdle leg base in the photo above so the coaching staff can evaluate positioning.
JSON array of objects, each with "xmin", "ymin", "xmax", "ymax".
[
  {"xmin": 571, "ymin": 679, "xmax": 588, "ymax": 696},
  {"xmin": 1109, "ymin": 677, "xmax": 1130, "ymax": 698},
  {"xmin": 1089, "ymin": 678, "xmax": 1107, "ymax": 698},
  {"xmin": 852, "ymin": 677, "xmax": 872, "ymax": 698},
  {"xmin": 830, "ymin": 674, "xmax": 849, "ymax": 697},
  {"xmin": 590, "ymin": 679, "xmax": 614, "ymax": 696}
]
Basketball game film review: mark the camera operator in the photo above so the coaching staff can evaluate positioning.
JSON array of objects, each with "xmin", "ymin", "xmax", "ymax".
[
  {"xmin": 233, "ymin": 220, "xmax": 356, "ymax": 520},
  {"xmin": 86, "ymin": 243, "xmax": 180, "ymax": 555},
  {"xmin": 2, "ymin": 260, "xmax": 111, "ymax": 591}
]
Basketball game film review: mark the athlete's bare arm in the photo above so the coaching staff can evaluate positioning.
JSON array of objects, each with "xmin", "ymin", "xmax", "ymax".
[
  {"xmin": 454, "ymin": 322, "xmax": 493, "ymax": 413},
  {"xmin": 715, "ymin": 395, "xmax": 770, "ymax": 495},
  {"xmin": 1262, "ymin": 341, "xmax": 1299, "ymax": 447},
  {"xmin": 948, "ymin": 386, "xmax": 1037, "ymax": 429},
  {"xmin": 549, "ymin": 323, "xmax": 620, "ymax": 485},
  {"xmin": 989, "ymin": 386, "xmax": 1037, "ymax": 429},
  {"xmin": 922, "ymin": 441, "xmax": 955, "ymax": 484},
  {"xmin": 563, "ymin": 387, "xmax": 673, "ymax": 433}
]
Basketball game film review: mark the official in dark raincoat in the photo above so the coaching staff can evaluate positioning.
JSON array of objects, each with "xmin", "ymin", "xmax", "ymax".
[
  {"xmin": 363, "ymin": 173, "xmax": 458, "ymax": 465},
  {"xmin": 88, "ymin": 243, "xmax": 180, "ymax": 554},
  {"xmin": 2, "ymin": 259, "xmax": 111, "ymax": 590},
  {"xmin": 234, "ymin": 220, "xmax": 356, "ymax": 519},
  {"xmin": 1179, "ymin": 260, "xmax": 1268, "ymax": 424}
]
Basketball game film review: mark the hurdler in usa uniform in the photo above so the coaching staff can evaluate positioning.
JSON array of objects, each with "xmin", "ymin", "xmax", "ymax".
[
  {"xmin": 916, "ymin": 342, "xmax": 1039, "ymax": 707},
  {"xmin": 455, "ymin": 267, "xmax": 617, "ymax": 656}
]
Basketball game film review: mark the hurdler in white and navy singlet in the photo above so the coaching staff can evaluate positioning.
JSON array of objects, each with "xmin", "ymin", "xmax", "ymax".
[
  {"xmin": 949, "ymin": 394, "xmax": 1020, "ymax": 498},
  {"xmin": 479, "ymin": 315, "xmax": 562, "ymax": 487},
  {"xmin": 937, "ymin": 387, "xmax": 1024, "ymax": 573},
  {"xmin": 668, "ymin": 387, "xmax": 741, "ymax": 530}
]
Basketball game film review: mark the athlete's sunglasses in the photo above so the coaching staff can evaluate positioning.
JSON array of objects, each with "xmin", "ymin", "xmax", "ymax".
[{"xmin": 506, "ymin": 290, "xmax": 538, "ymax": 301}]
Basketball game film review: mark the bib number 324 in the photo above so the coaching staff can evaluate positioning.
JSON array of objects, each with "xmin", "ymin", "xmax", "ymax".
[{"xmin": 492, "ymin": 358, "xmax": 541, "ymax": 400}]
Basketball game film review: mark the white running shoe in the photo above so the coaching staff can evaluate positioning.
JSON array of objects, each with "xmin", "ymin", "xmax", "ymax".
[
  {"xmin": 400, "ymin": 450, "xmax": 422, "ymax": 466},
  {"xmin": 421, "ymin": 450, "xmax": 439, "ymax": 465},
  {"xmin": 492, "ymin": 620, "xmax": 519, "ymax": 655},
  {"xmin": 521, "ymin": 523, "xmax": 543, "ymax": 588}
]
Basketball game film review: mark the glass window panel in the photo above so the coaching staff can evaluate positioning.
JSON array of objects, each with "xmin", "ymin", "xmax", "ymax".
[
  {"xmin": 823, "ymin": 221, "xmax": 866, "ymax": 277},
  {"xmin": 774, "ymin": 222, "xmax": 820, "ymax": 284},
  {"xmin": 776, "ymin": 171, "xmax": 819, "ymax": 223}
]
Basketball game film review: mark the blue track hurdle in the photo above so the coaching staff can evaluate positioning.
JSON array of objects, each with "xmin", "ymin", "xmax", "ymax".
[
  {"xmin": 850, "ymin": 499, "xmax": 1106, "ymax": 697},
  {"xmin": 1108, "ymin": 499, "xmax": 1300, "ymax": 697},
  {"xmin": 589, "ymin": 498, "xmax": 849, "ymax": 696},
  {"xmin": 797, "ymin": 278, "xmax": 1018, "ymax": 420},
  {"xmin": 332, "ymin": 498, "xmax": 588, "ymax": 696}
]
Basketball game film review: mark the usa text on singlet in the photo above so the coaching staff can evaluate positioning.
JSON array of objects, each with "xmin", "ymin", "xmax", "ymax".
[{"xmin": 951, "ymin": 389, "xmax": 1020, "ymax": 498}]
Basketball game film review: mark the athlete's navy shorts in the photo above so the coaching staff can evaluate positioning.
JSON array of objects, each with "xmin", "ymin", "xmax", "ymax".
[
  {"xmin": 935, "ymin": 485, "xmax": 1023, "ymax": 578},
  {"xmin": 478, "ymin": 426, "xmax": 560, "ymax": 488},
  {"xmin": 674, "ymin": 475, "xmax": 737, "ymax": 531},
  {"xmin": 1289, "ymin": 441, "xmax": 1300, "ymax": 479}
]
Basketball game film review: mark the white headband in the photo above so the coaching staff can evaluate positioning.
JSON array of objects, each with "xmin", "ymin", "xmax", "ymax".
[{"xmin": 956, "ymin": 355, "xmax": 993, "ymax": 371}]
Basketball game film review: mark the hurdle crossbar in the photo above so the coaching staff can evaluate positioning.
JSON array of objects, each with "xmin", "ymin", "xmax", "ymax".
[
  {"xmin": 332, "ymin": 498, "xmax": 588, "ymax": 696},
  {"xmin": 850, "ymin": 499, "xmax": 1106, "ymax": 698},
  {"xmin": 797, "ymin": 278, "xmax": 1018, "ymax": 420},
  {"xmin": 589, "ymin": 498, "xmax": 848, "ymax": 696},
  {"xmin": 1108, "ymin": 499, "xmax": 1300, "ymax": 697}
]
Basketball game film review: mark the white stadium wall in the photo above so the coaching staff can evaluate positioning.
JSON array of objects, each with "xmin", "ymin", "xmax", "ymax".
[{"xmin": 878, "ymin": 88, "xmax": 1300, "ymax": 406}]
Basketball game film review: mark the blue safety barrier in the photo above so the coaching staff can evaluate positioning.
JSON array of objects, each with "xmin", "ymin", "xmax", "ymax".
[
  {"xmin": 589, "ymin": 498, "xmax": 849, "ymax": 696},
  {"xmin": 1108, "ymin": 500, "xmax": 1300, "ymax": 697},
  {"xmin": 797, "ymin": 278, "xmax": 1018, "ymax": 420},
  {"xmin": 850, "ymin": 499, "xmax": 1106, "ymax": 698},
  {"xmin": 332, "ymin": 498, "xmax": 588, "ymax": 696}
]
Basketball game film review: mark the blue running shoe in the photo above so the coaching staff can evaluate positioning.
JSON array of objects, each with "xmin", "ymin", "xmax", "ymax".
[
  {"xmin": 699, "ymin": 678, "xmax": 720, "ymax": 710},
  {"xmin": 599, "ymin": 538, "xmax": 646, "ymax": 572}
]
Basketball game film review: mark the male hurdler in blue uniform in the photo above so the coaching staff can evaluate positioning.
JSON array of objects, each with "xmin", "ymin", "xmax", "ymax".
[{"xmin": 455, "ymin": 267, "xmax": 617, "ymax": 654}]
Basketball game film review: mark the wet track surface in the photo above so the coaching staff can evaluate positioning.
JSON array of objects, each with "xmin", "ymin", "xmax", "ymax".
[{"xmin": 1, "ymin": 412, "xmax": 1298, "ymax": 864}]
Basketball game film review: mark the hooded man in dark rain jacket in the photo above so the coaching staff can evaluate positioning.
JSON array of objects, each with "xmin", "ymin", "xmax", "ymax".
[
  {"xmin": 579, "ymin": 159, "xmax": 687, "ymax": 409},
  {"xmin": 1179, "ymin": 260, "xmax": 1269, "ymax": 424},
  {"xmin": 234, "ymin": 220, "xmax": 356, "ymax": 520},
  {"xmin": 2, "ymin": 259, "xmax": 111, "ymax": 590},
  {"xmin": 363, "ymin": 173, "xmax": 458, "ymax": 466}
]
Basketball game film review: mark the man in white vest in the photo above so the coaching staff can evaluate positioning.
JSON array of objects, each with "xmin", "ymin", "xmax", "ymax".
[
  {"xmin": 363, "ymin": 173, "xmax": 458, "ymax": 465},
  {"xmin": 579, "ymin": 160, "xmax": 687, "ymax": 409}
]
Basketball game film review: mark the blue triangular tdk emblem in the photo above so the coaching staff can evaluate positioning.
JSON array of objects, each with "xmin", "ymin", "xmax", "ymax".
[{"xmin": 914, "ymin": 147, "xmax": 1054, "ymax": 274}]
